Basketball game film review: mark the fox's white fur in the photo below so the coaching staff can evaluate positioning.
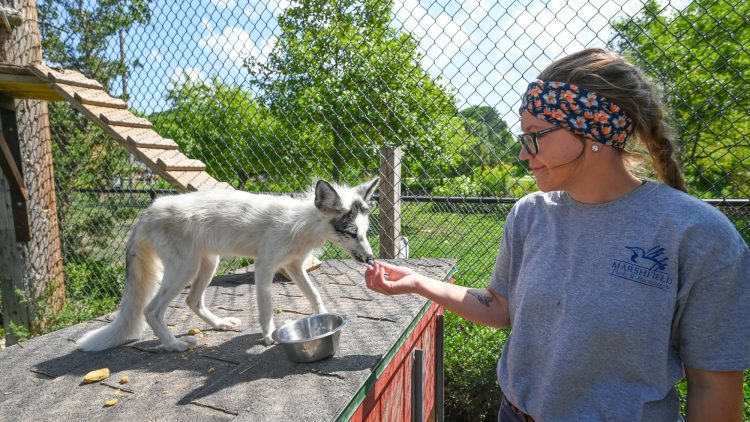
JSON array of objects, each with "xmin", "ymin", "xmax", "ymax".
[{"xmin": 77, "ymin": 179, "xmax": 378, "ymax": 352}]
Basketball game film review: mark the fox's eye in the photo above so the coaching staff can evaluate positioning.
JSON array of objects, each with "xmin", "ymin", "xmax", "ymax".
[{"xmin": 338, "ymin": 230, "xmax": 357, "ymax": 238}]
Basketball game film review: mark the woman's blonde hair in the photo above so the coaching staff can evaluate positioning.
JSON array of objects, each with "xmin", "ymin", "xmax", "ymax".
[{"xmin": 538, "ymin": 48, "xmax": 687, "ymax": 192}]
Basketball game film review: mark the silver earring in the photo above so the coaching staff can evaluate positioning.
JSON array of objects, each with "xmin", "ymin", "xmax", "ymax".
[{"xmin": 591, "ymin": 144, "xmax": 600, "ymax": 152}]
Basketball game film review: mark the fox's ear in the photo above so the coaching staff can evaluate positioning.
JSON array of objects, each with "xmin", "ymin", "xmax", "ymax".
[
  {"xmin": 356, "ymin": 178, "xmax": 379, "ymax": 202},
  {"xmin": 314, "ymin": 180, "xmax": 344, "ymax": 213}
]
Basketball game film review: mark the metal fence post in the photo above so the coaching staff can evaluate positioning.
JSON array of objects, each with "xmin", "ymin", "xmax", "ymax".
[
  {"xmin": 412, "ymin": 348, "xmax": 424, "ymax": 422},
  {"xmin": 436, "ymin": 313, "xmax": 445, "ymax": 422},
  {"xmin": 379, "ymin": 146, "xmax": 401, "ymax": 259}
]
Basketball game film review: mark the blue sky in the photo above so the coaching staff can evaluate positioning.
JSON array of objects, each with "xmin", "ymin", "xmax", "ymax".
[{"xmin": 116, "ymin": 0, "xmax": 687, "ymax": 128}]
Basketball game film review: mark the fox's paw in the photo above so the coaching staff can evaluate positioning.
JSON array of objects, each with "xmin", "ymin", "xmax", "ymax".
[
  {"xmin": 213, "ymin": 317, "xmax": 241, "ymax": 331},
  {"xmin": 261, "ymin": 334, "xmax": 275, "ymax": 346},
  {"xmin": 161, "ymin": 339, "xmax": 192, "ymax": 352}
]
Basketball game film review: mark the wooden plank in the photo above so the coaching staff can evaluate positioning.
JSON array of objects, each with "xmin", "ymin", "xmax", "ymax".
[
  {"xmin": 0, "ymin": 103, "xmax": 30, "ymax": 242},
  {"xmin": 379, "ymin": 147, "xmax": 402, "ymax": 259},
  {"xmin": 0, "ymin": 119, "xmax": 28, "ymax": 201},
  {"xmin": 174, "ymin": 171, "xmax": 231, "ymax": 192},
  {"xmin": 128, "ymin": 135, "xmax": 178, "ymax": 149},
  {"xmin": 183, "ymin": 171, "xmax": 215, "ymax": 191},
  {"xmin": 107, "ymin": 126, "xmax": 178, "ymax": 150},
  {"xmin": 215, "ymin": 181, "xmax": 232, "ymax": 190},
  {"xmin": 100, "ymin": 109, "xmax": 152, "ymax": 128},
  {"xmin": 31, "ymin": 63, "xmax": 103, "ymax": 90},
  {"xmin": 160, "ymin": 172, "xmax": 189, "ymax": 192},
  {"xmin": 189, "ymin": 178, "xmax": 231, "ymax": 192},
  {"xmin": 0, "ymin": 73, "xmax": 62, "ymax": 101},
  {"xmin": 78, "ymin": 104, "xmax": 152, "ymax": 128},
  {"xmin": 52, "ymin": 83, "xmax": 125, "ymax": 110},
  {"xmin": 73, "ymin": 88, "xmax": 127, "ymax": 109},
  {"xmin": 179, "ymin": 171, "xmax": 213, "ymax": 190},
  {"xmin": 157, "ymin": 153, "xmax": 206, "ymax": 171},
  {"xmin": 121, "ymin": 148, "xmax": 190, "ymax": 192},
  {"xmin": 381, "ymin": 363, "xmax": 406, "ymax": 422}
]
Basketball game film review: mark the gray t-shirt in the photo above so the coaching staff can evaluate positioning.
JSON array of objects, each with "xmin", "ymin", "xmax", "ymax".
[{"xmin": 490, "ymin": 180, "xmax": 750, "ymax": 421}]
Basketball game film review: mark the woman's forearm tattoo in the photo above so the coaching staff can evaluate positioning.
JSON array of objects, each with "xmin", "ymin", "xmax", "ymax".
[{"xmin": 468, "ymin": 289, "xmax": 493, "ymax": 308}]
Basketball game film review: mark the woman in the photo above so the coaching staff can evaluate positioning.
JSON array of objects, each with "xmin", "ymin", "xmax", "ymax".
[{"xmin": 364, "ymin": 48, "xmax": 749, "ymax": 421}]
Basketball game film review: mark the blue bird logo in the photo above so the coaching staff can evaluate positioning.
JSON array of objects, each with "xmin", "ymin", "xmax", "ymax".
[{"xmin": 625, "ymin": 246, "xmax": 669, "ymax": 271}]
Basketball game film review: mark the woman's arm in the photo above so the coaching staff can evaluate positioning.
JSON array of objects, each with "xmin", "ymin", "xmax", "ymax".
[
  {"xmin": 365, "ymin": 260, "xmax": 510, "ymax": 329},
  {"xmin": 684, "ymin": 366, "xmax": 743, "ymax": 421}
]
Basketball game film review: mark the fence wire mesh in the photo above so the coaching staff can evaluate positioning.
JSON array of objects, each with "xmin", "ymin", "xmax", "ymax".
[{"xmin": 1, "ymin": 0, "xmax": 748, "ymax": 419}]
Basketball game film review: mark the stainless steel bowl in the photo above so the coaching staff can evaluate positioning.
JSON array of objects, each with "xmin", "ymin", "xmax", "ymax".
[{"xmin": 272, "ymin": 313, "xmax": 347, "ymax": 363}]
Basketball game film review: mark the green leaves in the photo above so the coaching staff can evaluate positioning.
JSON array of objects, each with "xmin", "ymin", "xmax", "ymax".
[
  {"xmin": 152, "ymin": 78, "xmax": 315, "ymax": 191},
  {"xmin": 247, "ymin": 0, "xmax": 468, "ymax": 183},
  {"xmin": 39, "ymin": 0, "xmax": 151, "ymax": 92},
  {"xmin": 611, "ymin": 0, "xmax": 750, "ymax": 197}
]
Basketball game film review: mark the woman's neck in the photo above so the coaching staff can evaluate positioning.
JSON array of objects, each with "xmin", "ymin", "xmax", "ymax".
[{"xmin": 565, "ymin": 156, "xmax": 643, "ymax": 204}]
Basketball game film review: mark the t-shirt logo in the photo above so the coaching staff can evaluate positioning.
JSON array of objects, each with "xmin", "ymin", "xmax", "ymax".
[
  {"xmin": 624, "ymin": 245, "xmax": 669, "ymax": 271},
  {"xmin": 610, "ymin": 245, "xmax": 673, "ymax": 290}
]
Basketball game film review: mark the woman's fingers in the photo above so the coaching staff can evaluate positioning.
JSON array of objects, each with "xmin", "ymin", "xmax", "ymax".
[
  {"xmin": 365, "ymin": 266, "xmax": 373, "ymax": 289},
  {"xmin": 365, "ymin": 262, "xmax": 380, "ymax": 292},
  {"xmin": 364, "ymin": 261, "xmax": 404, "ymax": 296}
]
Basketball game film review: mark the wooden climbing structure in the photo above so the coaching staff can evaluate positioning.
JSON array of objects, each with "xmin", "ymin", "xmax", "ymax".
[{"xmin": 0, "ymin": 63, "xmax": 229, "ymax": 192}]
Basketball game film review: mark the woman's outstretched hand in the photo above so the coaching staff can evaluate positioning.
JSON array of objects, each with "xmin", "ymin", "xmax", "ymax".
[{"xmin": 365, "ymin": 260, "xmax": 420, "ymax": 295}]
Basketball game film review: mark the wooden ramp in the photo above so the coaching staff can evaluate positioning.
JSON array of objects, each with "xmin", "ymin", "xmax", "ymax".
[
  {"xmin": 1, "ymin": 63, "xmax": 229, "ymax": 192},
  {"xmin": 0, "ymin": 63, "xmax": 331, "ymax": 271}
]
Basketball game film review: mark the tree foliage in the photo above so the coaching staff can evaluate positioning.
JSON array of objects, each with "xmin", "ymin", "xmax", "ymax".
[
  {"xmin": 39, "ymin": 0, "xmax": 151, "ymax": 91},
  {"xmin": 246, "ymin": 0, "xmax": 469, "ymax": 183},
  {"xmin": 39, "ymin": 0, "xmax": 153, "ymax": 201},
  {"xmin": 459, "ymin": 106, "xmax": 524, "ymax": 170},
  {"xmin": 152, "ymin": 78, "xmax": 315, "ymax": 191},
  {"xmin": 611, "ymin": 0, "xmax": 750, "ymax": 197}
]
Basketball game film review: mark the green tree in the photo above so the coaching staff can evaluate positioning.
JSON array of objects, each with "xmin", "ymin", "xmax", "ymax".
[
  {"xmin": 152, "ymin": 78, "xmax": 313, "ymax": 191},
  {"xmin": 610, "ymin": 0, "xmax": 750, "ymax": 197},
  {"xmin": 246, "ymin": 0, "xmax": 468, "ymax": 184},
  {"xmin": 39, "ymin": 0, "xmax": 151, "ymax": 92},
  {"xmin": 458, "ymin": 105, "xmax": 524, "ymax": 170},
  {"xmin": 39, "ymin": 0, "xmax": 153, "ymax": 199}
]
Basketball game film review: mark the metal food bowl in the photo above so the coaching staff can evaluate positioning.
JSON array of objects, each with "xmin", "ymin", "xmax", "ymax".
[{"xmin": 272, "ymin": 313, "xmax": 347, "ymax": 363}]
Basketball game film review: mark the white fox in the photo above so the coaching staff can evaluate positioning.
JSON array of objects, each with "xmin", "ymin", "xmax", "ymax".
[{"xmin": 77, "ymin": 179, "xmax": 378, "ymax": 352}]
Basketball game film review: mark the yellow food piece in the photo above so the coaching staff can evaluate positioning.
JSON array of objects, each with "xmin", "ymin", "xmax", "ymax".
[
  {"xmin": 83, "ymin": 368, "xmax": 110, "ymax": 384},
  {"xmin": 119, "ymin": 376, "xmax": 129, "ymax": 384},
  {"xmin": 187, "ymin": 328, "xmax": 202, "ymax": 335},
  {"xmin": 104, "ymin": 399, "xmax": 118, "ymax": 407}
]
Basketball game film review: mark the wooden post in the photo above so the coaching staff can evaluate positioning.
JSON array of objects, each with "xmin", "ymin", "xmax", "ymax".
[
  {"xmin": 378, "ymin": 146, "xmax": 401, "ymax": 259},
  {"xmin": 0, "ymin": 0, "xmax": 65, "ymax": 345}
]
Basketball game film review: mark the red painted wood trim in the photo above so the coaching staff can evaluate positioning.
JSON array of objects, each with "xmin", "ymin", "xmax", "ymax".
[{"xmin": 350, "ymin": 300, "xmax": 444, "ymax": 421}]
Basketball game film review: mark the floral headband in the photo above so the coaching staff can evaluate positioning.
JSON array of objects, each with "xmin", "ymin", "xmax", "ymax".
[{"xmin": 519, "ymin": 80, "xmax": 634, "ymax": 149}]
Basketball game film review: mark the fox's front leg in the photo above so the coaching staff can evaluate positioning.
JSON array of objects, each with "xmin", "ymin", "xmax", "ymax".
[
  {"xmin": 283, "ymin": 261, "xmax": 327, "ymax": 314},
  {"xmin": 254, "ymin": 263, "xmax": 276, "ymax": 345}
]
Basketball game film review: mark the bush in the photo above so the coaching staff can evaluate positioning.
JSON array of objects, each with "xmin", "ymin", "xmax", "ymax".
[
  {"xmin": 36, "ymin": 258, "xmax": 125, "ymax": 335},
  {"xmin": 444, "ymin": 311, "xmax": 508, "ymax": 421}
]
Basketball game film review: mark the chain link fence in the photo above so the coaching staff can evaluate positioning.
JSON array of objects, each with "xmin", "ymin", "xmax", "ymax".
[{"xmin": 1, "ymin": 0, "xmax": 748, "ymax": 419}]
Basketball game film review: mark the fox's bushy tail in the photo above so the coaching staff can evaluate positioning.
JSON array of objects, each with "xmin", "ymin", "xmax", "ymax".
[{"xmin": 77, "ymin": 224, "xmax": 162, "ymax": 351}]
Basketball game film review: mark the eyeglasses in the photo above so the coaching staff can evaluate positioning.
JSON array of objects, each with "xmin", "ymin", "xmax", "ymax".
[{"xmin": 516, "ymin": 126, "xmax": 563, "ymax": 155}]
